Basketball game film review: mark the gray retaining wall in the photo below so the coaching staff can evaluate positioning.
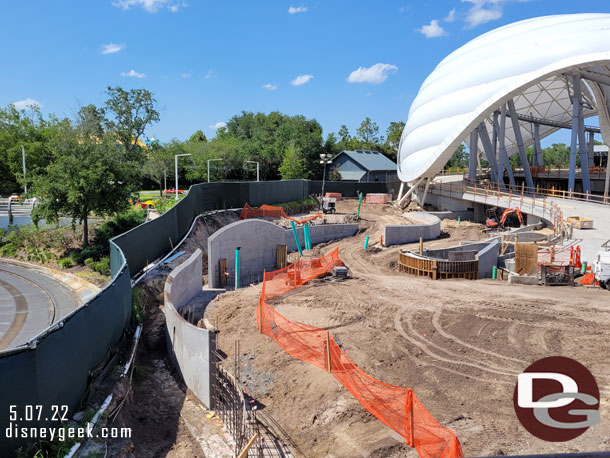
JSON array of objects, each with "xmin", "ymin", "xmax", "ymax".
[
  {"xmin": 383, "ymin": 212, "xmax": 441, "ymax": 246},
  {"xmin": 208, "ymin": 219, "xmax": 359, "ymax": 288},
  {"xmin": 164, "ymin": 249, "xmax": 215, "ymax": 408},
  {"xmin": 424, "ymin": 240, "xmax": 500, "ymax": 278}
]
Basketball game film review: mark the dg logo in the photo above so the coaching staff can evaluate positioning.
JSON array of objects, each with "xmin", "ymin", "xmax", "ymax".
[{"xmin": 513, "ymin": 356, "xmax": 600, "ymax": 441}]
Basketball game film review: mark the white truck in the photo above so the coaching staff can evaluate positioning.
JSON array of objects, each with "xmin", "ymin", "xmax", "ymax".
[{"xmin": 594, "ymin": 250, "xmax": 610, "ymax": 290}]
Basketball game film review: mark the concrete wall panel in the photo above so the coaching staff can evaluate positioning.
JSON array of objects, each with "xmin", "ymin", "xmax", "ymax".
[
  {"xmin": 164, "ymin": 249, "xmax": 215, "ymax": 408},
  {"xmin": 383, "ymin": 212, "xmax": 441, "ymax": 246}
]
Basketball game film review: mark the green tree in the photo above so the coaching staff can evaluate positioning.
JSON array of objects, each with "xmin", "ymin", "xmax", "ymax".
[
  {"xmin": 385, "ymin": 121, "xmax": 405, "ymax": 161},
  {"xmin": 104, "ymin": 86, "xmax": 160, "ymax": 157},
  {"xmin": 356, "ymin": 117, "xmax": 382, "ymax": 144},
  {"xmin": 188, "ymin": 129, "xmax": 207, "ymax": 144},
  {"xmin": 279, "ymin": 143, "xmax": 307, "ymax": 179},
  {"xmin": 328, "ymin": 165, "xmax": 341, "ymax": 181},
  {"xmin": 31, "ymin": 120, "xmax": 140, "ymax": 247},
  {"xmin": 444, "ymin": 144, "xmax": 468, "ymax": 170},
  {"xmin": 142, "ymin": 142, "xmax": 173, "ymax": 197}
]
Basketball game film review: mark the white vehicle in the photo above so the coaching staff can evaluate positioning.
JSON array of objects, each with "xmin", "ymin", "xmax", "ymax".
[{"xmin": 594, "ymin": 251, "xmax": 610, "ymax": 290}]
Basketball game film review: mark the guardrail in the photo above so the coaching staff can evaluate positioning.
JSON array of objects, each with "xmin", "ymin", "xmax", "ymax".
[{"xmin": 420, "ymin": 179, "xmax": 568, "ymax": 236}]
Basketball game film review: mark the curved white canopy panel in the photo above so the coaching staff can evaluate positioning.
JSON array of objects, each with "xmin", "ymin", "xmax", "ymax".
[{"xmin": 398, "ymin": 13, "xmax": 610, "ymax": 183}]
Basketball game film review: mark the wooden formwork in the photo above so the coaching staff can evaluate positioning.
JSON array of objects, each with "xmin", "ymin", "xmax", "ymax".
[{"xmin": 398, "ymin": 251, "xmax": 478, "ymax": 280}]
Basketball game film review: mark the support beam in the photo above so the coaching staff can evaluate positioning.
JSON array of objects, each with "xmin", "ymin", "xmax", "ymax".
[
  {"xmin": 533, "ymin": 123, "xmax": 543, "ymax": 167},
  {"xmin": 501, "ymin": 110, "xmax": 600, "ymax": 134},
  {"xmin": 579, "ymin": 70, "xmax": 610, "ymax": 89},
  {"xmin": 574, "ymin": 75, "xmax": 592, "ymax": 194},
  {"xmin": 495, "ymin": 105, "xmax": 516, "ymax": 187},
  {"xmin": 420, "ymin": 177, "xmax": 431, "ymax": 207},
  {"xmin": 587, "ymin": 131, "xmax": 595, "ymax": 169},
  {"xmin": 477, "ymin": 123, "xmax": 502, "ymax": 187},
  {"xmin": 397, "ymin": 182, "xmax": 405, "ymax": 203},
  {"xmin": 507, "ymin": 99, "xmax": 534, "ymax": 190},
  {"xmin": 569, "ymin": 74, "xmax": 581, "ymax": 193},
  {"xmin": 397, "ymin": 177, "xmax": 423, "ymax": 206},
  {"xmin": 605, "ymin": 160, "xmax": 610, "ymax": 201},
  {"xmin": 468, "ymin": 129, "xmax": 478, "ymax": 181}
]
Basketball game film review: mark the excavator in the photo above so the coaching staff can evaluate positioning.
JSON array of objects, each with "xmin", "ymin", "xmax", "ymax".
[{"xmin": 486, "ymin": 206, "xmax": 523, "ymax": 229}]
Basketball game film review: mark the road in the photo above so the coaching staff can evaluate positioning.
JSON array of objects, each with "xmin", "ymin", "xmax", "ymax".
[{"xmin": 0, "ymin": 263, "xmax": 80, "ymax": 350}]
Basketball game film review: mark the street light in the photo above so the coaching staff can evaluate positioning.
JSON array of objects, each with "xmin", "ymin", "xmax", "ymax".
[
  {"xmin": 21, "ymin": 145, "xmax": 27, "ymax": 194},
  {"xmin": 207, "ymin": 158, "xmax": 223, "ymax": 183},
  {"xmin": 320, "ymin": 153, "xmax": 333, "ymax": 202},
  {"xmin": 246, "ymin": 161, "xmax": 260, "ymax": 182},
  {"xmin": 174, "ymin": 153, "xmax": 191, "ymax": 200}
]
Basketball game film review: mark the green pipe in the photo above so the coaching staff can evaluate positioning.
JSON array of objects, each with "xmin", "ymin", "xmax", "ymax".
[
  {"xmin": 581, "ymin": 261, "xmax": 587, "ymax": 274},
  {"xmin": 357, "ymin": 192, "xmax": 363, "ymax": 219},
  {"xmin": 363, "ymin": 236, "xmax": 369, "ymax": 250},
  {"xmin": 492, "ymin": 265, "xmax": 497, "ymax": 280},
  {"xmin": 303, "ymin": 223, "xmax": 311, "ymax": 250},
  {"xmin": 458, "ymin": 217, "xmax": 461, "ymax": 225},
  {"xmin": 235, "ymin": 248, "xmax": 241, "ymax": 290},
  {"xmin": 290, "ymin": 221, "xmax": 303, "ymax": 255}
]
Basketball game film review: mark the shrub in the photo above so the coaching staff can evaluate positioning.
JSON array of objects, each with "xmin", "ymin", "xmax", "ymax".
[
  {"xmin": 0, "ymin": 243, "xmax": 17, "ymax": 257},
  {"xmin": 93, "ymin": 257, "xmax": 110, "ymax": 276},
  {"xmin": 57, "ymin": 258, "xmax": 74, "ymax": 269}
]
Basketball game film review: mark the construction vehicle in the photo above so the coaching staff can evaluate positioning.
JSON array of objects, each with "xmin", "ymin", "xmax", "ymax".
[
  {"xmin": 594, "ymin": 240, "xmax": 610, "ymax": 289},
  {"xmin": 322, "ymin": 197, "xmax": 336, "ymax": 214},
  {"xmin": 486, "ymin": 207, "xmax": 523, "ymax": 229}
]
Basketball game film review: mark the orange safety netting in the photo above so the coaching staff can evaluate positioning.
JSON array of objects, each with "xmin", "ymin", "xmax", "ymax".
[
  {"xmin": 256, "ymin": 248, "xmax": 463, "ymax": 458},
  {"xmin": 240, "ymin": 203, "xmax": 322, "ymax": 224}
]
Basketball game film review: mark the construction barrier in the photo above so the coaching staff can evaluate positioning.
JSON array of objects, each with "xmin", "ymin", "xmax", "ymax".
[
  {"xmin": 257, "ymin": 248, "xmax": 463, "ymax": 458},
  {"xmin": 240, "ymin": 203, "xmax": 321, "ymax": 224}
]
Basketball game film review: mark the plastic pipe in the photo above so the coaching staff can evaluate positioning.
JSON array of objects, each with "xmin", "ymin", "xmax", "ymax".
[
  {"xmin": 290, "ymin": 221, "xmax": 303, "ymax": 255},
  {"xmin": 304, "ymin": 223, "xmax": 311, "ymax": 250},
  {"xmin": 492, "ymin": 265, "xmax": 497, "ymax": 279},
  {"xmin": 357, "ymin": 192, "xmax": 363, "ymax": 218},
  {"xmin": 458, "ymin": 217, "xmax": 461, "ymax": 225},
  {"xmin": 235, "ymin": 248, "xmax": 241, "ymax": 289},
  {"xmin": 363, "ymin": 236, "xmax": 369, "ymax": 250},
  {"xmin": 581, "ymin": 261, "xmax": 587, "ymax": 274}
]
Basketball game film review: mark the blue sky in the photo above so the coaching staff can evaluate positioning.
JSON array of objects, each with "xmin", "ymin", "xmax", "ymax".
[{"xmin": 2, "ymin": 1, "xmax": 608, "ymax": 144}]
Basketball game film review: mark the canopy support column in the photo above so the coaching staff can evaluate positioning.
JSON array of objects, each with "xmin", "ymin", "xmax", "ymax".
[
  {"xmin": 507, "ymin": 99, "xmax": 534, "ymax": 190},
  {"xmin": 397, "ymin": 177, "xmax": 423, "ymax": 206},
  {"xmin": 468, "ymin": 129, "xmax": 478, "ymax": 181},
  {"xmin": 576, "ymin": 76, "xmax": 592, "ymax": 194},
  {"xmin": 478, "ymin": 123, "xmax": 503, "ymax": 188},
  {"xmin": 533, "ymin": 123, "xmax": 543, "ymax": 167},
  {"xmin": 496, "ymin": 105, "xmax": 516, "ymax": 187},
  {"xmin": 587, "ymin": 131, "xmax": 595, "ymax": 170}
]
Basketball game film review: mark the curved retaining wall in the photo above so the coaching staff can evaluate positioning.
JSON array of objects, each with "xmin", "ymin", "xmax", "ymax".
[
  {"xmin": 207, "ymin": 219, "xmax": 359, "ymax": 288},
  {"xmin": 164, "ymin": 249, "xmax": 215, "ymax": 408},
  {"xmin": 424, "ymin": 240, "xmax": 501, "ymax": 279},
  {"xmin": 383, "ymin": 212, "xmax": 441, "ymax": 246}
]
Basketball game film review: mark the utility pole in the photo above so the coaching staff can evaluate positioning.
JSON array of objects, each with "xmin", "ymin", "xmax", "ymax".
[
  {"xmin": 174, "ymin": 153, "xmax": 191, "ymax": 200},
  {"xmin": 246, "ymin": 161, "xmax": 260, "ymax": 181},
  {"xmin": 319, "ymin": 153, "xmax": 333, "ymax": 204},
  {"xmin": 21, "ymin": 145, "xmax": 27, "ymax": 194},
  {"xmin": 207, "ymin": 158, "xmax": 223, "ymax": 183}
]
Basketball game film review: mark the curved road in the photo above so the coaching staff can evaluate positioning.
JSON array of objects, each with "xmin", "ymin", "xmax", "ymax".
[{"xmin": 0, "ymin": 263, "xmax": 80, "ymax": 350}]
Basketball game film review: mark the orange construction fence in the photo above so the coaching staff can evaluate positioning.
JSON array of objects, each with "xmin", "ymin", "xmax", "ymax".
[
  {"xmin": 240, "ymin": 203, "xmax": 322, "ymax": 224},
  {"xmin": 256, "ymin": 248, "xmax": 463, "ymax": 458}
]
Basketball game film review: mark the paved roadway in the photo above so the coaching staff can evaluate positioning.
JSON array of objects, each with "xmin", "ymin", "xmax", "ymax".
[{"xmin": 0, "ymin": 263, "xmax": 80, "ymax": 350}]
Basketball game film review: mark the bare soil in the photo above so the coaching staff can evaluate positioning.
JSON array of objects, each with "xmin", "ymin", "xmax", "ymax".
[{"xmin": 205, "ymin": 200, "xmax": 610, "ymax": 457}]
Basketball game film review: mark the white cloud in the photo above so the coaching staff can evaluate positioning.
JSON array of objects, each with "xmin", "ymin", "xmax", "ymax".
[
  {"xmin": 101, "ymin": 43, "xmax": 125, "ymax": 54},
  {"xmin": 416, "ymin": 19, "xmax": 448, "ymax": 38},
  {"xmin": 181, "ymin": 73, "xmax": 191, "ymax": 78},
  {"xmin": 204, "ymin": 69, "xmax": 215, "ymax": 79},
  {"xmin": 347, "ymin": 63, "xmax": 397, "ymax": 84},
  {"xmin": 13, "ymin": 98, "xmax": 41, "ymax": 110},
  {"xmin": 112, "ymin": 0, "xmax": 186, "ymax": 13},
  {"xmin": 121, "ymin": 69, "xmax": 146, "ymax": 78},
  {"xmin": 462, "ymin": 0, "xmax": 528, "ymax": 29},
  {"xmin": 444, "ymin": 8, "xmax": 456, "ymax": 22},
  {"xmin": 209, "ymin": 122, "xmax": 227, "ymax": 129},
  {"xmin": 288, "ymin": 5, "xmax": 307, "ymax": 14},
  {"xmin": 262, "ymin": 83, "xmax": 278, "ymax": 91},
  {"xmin": 290, "ymin": 74, "xmax": 313, "ymax": 86}
]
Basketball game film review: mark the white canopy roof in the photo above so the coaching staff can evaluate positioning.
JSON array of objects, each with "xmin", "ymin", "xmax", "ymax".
[{"xmin": 398, "ymin": 13, "xmax": 610, "ymax": 183}]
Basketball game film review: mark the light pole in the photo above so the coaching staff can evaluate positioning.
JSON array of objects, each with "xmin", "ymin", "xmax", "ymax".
[
  {"xmin": 207, "ymin": 158, "xmax": 223, "ymax": 183},
  {"xmin": 174, "ymin": 153, "xmax": 191, "ymax": 200},
  {"xmin": 21, "ymin": 145, "xmax": 27, "ymax": 194},
  {"xmin": 246, "ymin": 161, "xmax": 260, "ymax": 182},
  {"xmin": 320, "ymin": 153, "xmax": 333, "ymax": 203}
]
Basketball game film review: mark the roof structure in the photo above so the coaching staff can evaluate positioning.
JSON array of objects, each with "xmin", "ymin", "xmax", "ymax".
[
  {"xmin": 336, "ymin": 150, "xmax": 397, "ymax": 171},
  {"xmin": 398, "ymin": 13, "xmax": 610, "ymax": 184}
]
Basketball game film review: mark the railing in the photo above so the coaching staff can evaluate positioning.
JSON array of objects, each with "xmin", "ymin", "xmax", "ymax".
[{"xmin": 420, "ymin": 179, "xmax": 569, "ymax": 236}]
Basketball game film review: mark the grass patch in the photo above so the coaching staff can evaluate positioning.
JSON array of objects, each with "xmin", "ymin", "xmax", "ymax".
[{"xmin": 131, "ymin": 286, "xmax": 146, "ymax": 324}]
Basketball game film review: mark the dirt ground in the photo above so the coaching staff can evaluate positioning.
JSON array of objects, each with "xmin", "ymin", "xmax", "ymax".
[{"xmin": 205, "ymin": 200, "xmax": 610, "ymax": 458}]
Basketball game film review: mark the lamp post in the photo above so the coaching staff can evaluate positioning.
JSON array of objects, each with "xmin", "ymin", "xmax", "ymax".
[
  {"xmin": 320, "ymin": 153, "xmax": 333, "ymax": 203},
  {"xmin": 246, "ymin": 161, "xmax": 260, "ymax": 182},
  {"xmin": 21, "ymin": 145, "xmax": 27, "ymax": 194},
  {"xmin": 174, "ymin": 153, "xmax": 191, "ymax": 200},
  {"xmin": 207, "ymin": 158, "xmax": 223, "ymax": 183}
]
